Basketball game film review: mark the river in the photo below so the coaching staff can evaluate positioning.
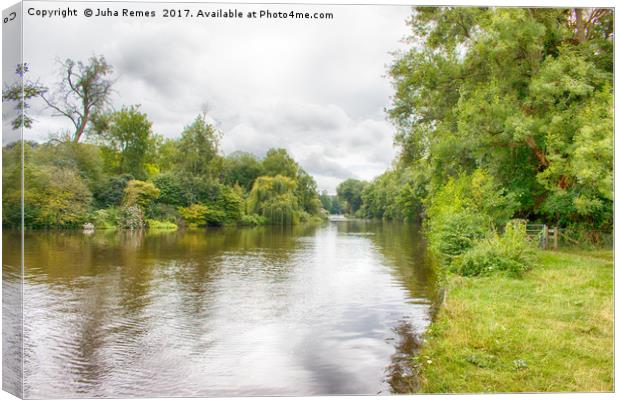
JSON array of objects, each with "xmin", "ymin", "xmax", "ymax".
[{"xmin": 3, "ymin": 220, "xmax": 439, "ymax": 397}]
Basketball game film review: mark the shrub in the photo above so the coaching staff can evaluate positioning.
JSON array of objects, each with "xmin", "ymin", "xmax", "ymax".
[
  {"xmin": 211, "ymin": 185, "xmax": 243, "ymax": 224},
  {"xmin": 153, "ymin": 173, "xmax": 187, "ymax": 206},
  {"xmin": 426, "ymin": 169, "xmax": 518, "ymax": 265},
  {"xmin": 145, "ymin": 203, "xmax": 179, "ymax": 223},
  {"xmin": 94, "ymin": 174, "xmax": 133, "ymax": 208},
  {"xmin": 238, "ymin": 214, "xmax": 267, "ymax": 226},
  {"xmin": 122, "ymin": 180, "xmax": 160, "ymax": 209},
  {"xmin": 92, "ymin": 208, "xmax": 119, "ymax": 229},
  {"xmin": 178, "ymin": 203, "xmax": 209, "ymax": 227},
  {"xmin": 118, "ymin": 205, "xmax": 145, "ymax": 230},
  {"xmin": 34, "ymin": 166, "xmax": 93, "ymax": 228},
  {"xmin": 430, "ymin": 211, "xmax": 489, "ymax": 264},
  {"xmin": 453, "ymin": 221, "xmax": 535, "ymax": 277},
  {"xmin": 146, "ymin": 219, "xmax": 177, "ymax": 230}
]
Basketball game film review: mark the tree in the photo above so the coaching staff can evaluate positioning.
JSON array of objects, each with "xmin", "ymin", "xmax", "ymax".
[
  {"xmin": 2, "ymin": 63, "xmax": 47, "ymax": 129},
  {"xmin": 248, "ymin": 175, "xmax": 300, "ymax": 225},
  {"xmin": 177, "ymin": 113, "xmax": 222, "ymax": 177},
  {"xmin": 319, "ymin": 190, "xmax": 333, "ymax": 212},
  {"xmin": 95, "ymin": 106, "xmax": 152, "ymax": 179},
  {"xmin": 262, "ymin": 148, "xmax": 298, "ymax": 178},
  {"xmin": 41, "ymin": 56, "xmax": 113, "ymax": 142},
  {"xmin": 386, "ymin": 7, "xmax": 613, "ymax": 230},
  {"xmin": 295, "ymin": 168, "xmax": 322, "ymax": 215},
  {"xmin": 153, "ymin": 173, "xmax": 187, "ymax": 206},
  {"xmin": 222, "ymin": 151, "xmax": 264, "ymax": 191},
  {"xmin": 94, "ymin": 174, "xmax": 134, "ymax": 208},
  {"xmin": 337, "ymin": 179, "xmax": 367, "ymax": 215}
]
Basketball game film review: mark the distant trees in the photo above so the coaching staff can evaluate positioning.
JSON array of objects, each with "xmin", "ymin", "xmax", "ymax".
[
  {"xmin": 2, "ymin": 60, "xmax": 327, "ymax": 230},
  {"xmin": 336, "ymin": 179, "xmax": 367, "ymax": 215}
]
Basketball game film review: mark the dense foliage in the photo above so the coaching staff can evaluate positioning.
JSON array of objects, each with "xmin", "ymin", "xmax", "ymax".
[
  {"xmin": 387, "ymin": 7, "xmax": 612, "ymax": 229},
  {"xmin": 329, "ymin": 7, "xmax": 613, "ymax": 275},
  {"xmin": 352, "ymin": 8, "xmax": 612, "ymax": 259},
  {"xmin": 2, "ymin": 60, "xmax": 326, "ymax": 230}
]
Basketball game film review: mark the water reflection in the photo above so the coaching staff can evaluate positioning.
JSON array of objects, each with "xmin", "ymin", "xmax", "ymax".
[{"xmin": 4, "ymin": 221, "xmax": 437, "ymax": 397}]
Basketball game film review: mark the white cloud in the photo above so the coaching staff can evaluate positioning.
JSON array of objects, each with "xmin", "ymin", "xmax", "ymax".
[{"xmin": 20, "ymin": 2, "xmax": 412, "ymax": 192}]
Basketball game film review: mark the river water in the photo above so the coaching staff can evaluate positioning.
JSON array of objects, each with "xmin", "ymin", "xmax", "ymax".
[{"xmin": 4, "ymin": 221, "xmax": 438, "ymax": 397}]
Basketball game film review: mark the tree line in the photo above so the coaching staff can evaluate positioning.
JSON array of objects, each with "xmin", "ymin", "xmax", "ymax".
[
  {"xmin": 339, "ymin": 8, "xmax": 612, "ymax": 238},
  {"xmin": 332, "ymin": 8, "xmax": 612, "ymax": 275},
  {"xmin": 2, "ymin": 59, "xmax": 325, "ymax": 229}
]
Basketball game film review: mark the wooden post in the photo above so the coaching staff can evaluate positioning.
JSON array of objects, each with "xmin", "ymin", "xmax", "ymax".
[
  {"xmin": 542, "ymin": 225, "xmax": 549, "ymax": 250},
  {"xmin": 553, "ymin": 226, "xmax": 558, "ymax": 250}
]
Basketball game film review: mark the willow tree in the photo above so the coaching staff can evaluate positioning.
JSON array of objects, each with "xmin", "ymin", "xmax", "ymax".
[{"xmin": 247, "ymin": 175, "xmax": 300, "ymax": 225}]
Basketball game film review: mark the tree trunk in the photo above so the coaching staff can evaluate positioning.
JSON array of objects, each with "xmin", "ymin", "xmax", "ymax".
[{"xmin": 574, "ymin": 9, "xmax": 587, "ymax": 44}]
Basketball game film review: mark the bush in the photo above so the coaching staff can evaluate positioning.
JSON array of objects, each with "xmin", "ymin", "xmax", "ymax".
[
  {"xmin": 146, "ymin": 219, "xmax": 177, "ymax": 230},
  {"xmin": 92, "ymin": 208, "xmax": 119, "ymax": 229},
  {"xmin": 153, "ymin": 173, "xmax": 187, "ymax": 206},
  {"xmin": 426, "ymin": 169, "xmax": 518, "ymax": 265},
  {"xmin": 122, "ymin": 180, "xmax": 160, "ymax": 209},
  {"xmin": 238, "ymin": 214, "xmax": 267, "ymax": 226},
  {"xmin": 94, "ymin": 174, "xmax": 133, "ymax": 208},
  {"xmin": 145, "ymin": 203, "xmax": 179, "ymax": 223},
  {"xmin": 178, "ymin": 203, "xmax": 209, "ymax": 227},
  {"xmin": 211, "ymin": 185, "xmax": 243, "ymax": 224},
  {"xmin": 118, "ymin": 205, "xmax": 145, "ymax": 230},
  {"xmin": 34, "ymin": 166, "xmax": 93, "ymax": 228},
  {"xmin": 430, "ymin": 211, "xmax": 489, "ymax": 264},
  {"xmin": 453, "ymin": 221, "xmax": 535, "ymax": 277}
]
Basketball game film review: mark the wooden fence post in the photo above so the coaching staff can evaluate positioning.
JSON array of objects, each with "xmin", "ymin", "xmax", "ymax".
[
  {"xmin": 553, "ymin": 226, "xmax": 558, "ymax": 250},
  {"xmin": 542, "ymin": 225, "xmax": 549, "ymax": 250}
]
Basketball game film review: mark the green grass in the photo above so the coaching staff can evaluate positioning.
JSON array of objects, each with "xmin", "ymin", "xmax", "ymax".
[{"xmin": 414, "ymin": 249, "xmax": 613, "ymax": 393}]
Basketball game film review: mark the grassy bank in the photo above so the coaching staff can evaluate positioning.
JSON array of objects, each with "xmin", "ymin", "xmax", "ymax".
[{"xmin": 414, "ymin": 249, "xmax": 613, "ymax": 393}]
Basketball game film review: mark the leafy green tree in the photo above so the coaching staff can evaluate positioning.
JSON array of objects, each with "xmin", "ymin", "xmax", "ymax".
[
  {"xmin": 153, "ymin": 173, "xmax": 187, "ymax": 206},
  {"xmin": 222, "ymin": 151, "xmax": 264, "ymax": 191},
  {"xmin": 295, "ymin": 169, "xmax": 322, "ymax": 215},
  {"xmin": 95, "ymin": 106, "xmax": 152, "ymax": 180},
  {"xmin": 248, "ymin": 175, "xmax": 300, "ymax": 225},
  {"xmin": 319, "ymin": 190, "xmax": 333, "ymax": 212},
  {"xmin": 93, "ymin": 174, "xmax": 134, "ymax": 208},
  {"xmin": 337, "ymin": 179, "xmax": 367, "ymax": 215},
  {"xmin": 387, "ymin": 7, "xmax": 612, "ymax": 231},
  {"xmin": 177, "ymin": 113, "xmax": 222, "ymax": 178},
  {"xmin": 262, "ymin": 148, "xmax": 298, "ymax": 178}
]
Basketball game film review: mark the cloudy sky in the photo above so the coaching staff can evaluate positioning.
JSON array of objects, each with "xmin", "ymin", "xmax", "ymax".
[{"xmin": 20, "ymin": 2, "xmax": 412, "ymax": 193}]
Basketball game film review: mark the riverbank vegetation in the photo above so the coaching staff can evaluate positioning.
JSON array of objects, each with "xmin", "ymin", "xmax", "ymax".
[
  {"xmin": 347, "ymin": 7, "xmax": 612, "ymax": 246},
  {"xmin": 2, "ymin": 62, "xmax": 326, "ymax": 230},
  {"xmin": 410, "ymin": 249, "xmax": 613, "ymax": 393},
  {"xmin": 371, "ymin": 7, "xmax": 613, "ymax": 393}
]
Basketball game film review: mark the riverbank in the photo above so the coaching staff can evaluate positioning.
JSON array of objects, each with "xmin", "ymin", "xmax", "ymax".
[{"xmin": 412, "ymin": 249, "xmax": 613, "ymax": 393}]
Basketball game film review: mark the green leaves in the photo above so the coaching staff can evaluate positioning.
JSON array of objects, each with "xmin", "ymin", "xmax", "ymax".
[{"xmin": 386, "ymin": 7, "xmax": 612, "ymax": 232}]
